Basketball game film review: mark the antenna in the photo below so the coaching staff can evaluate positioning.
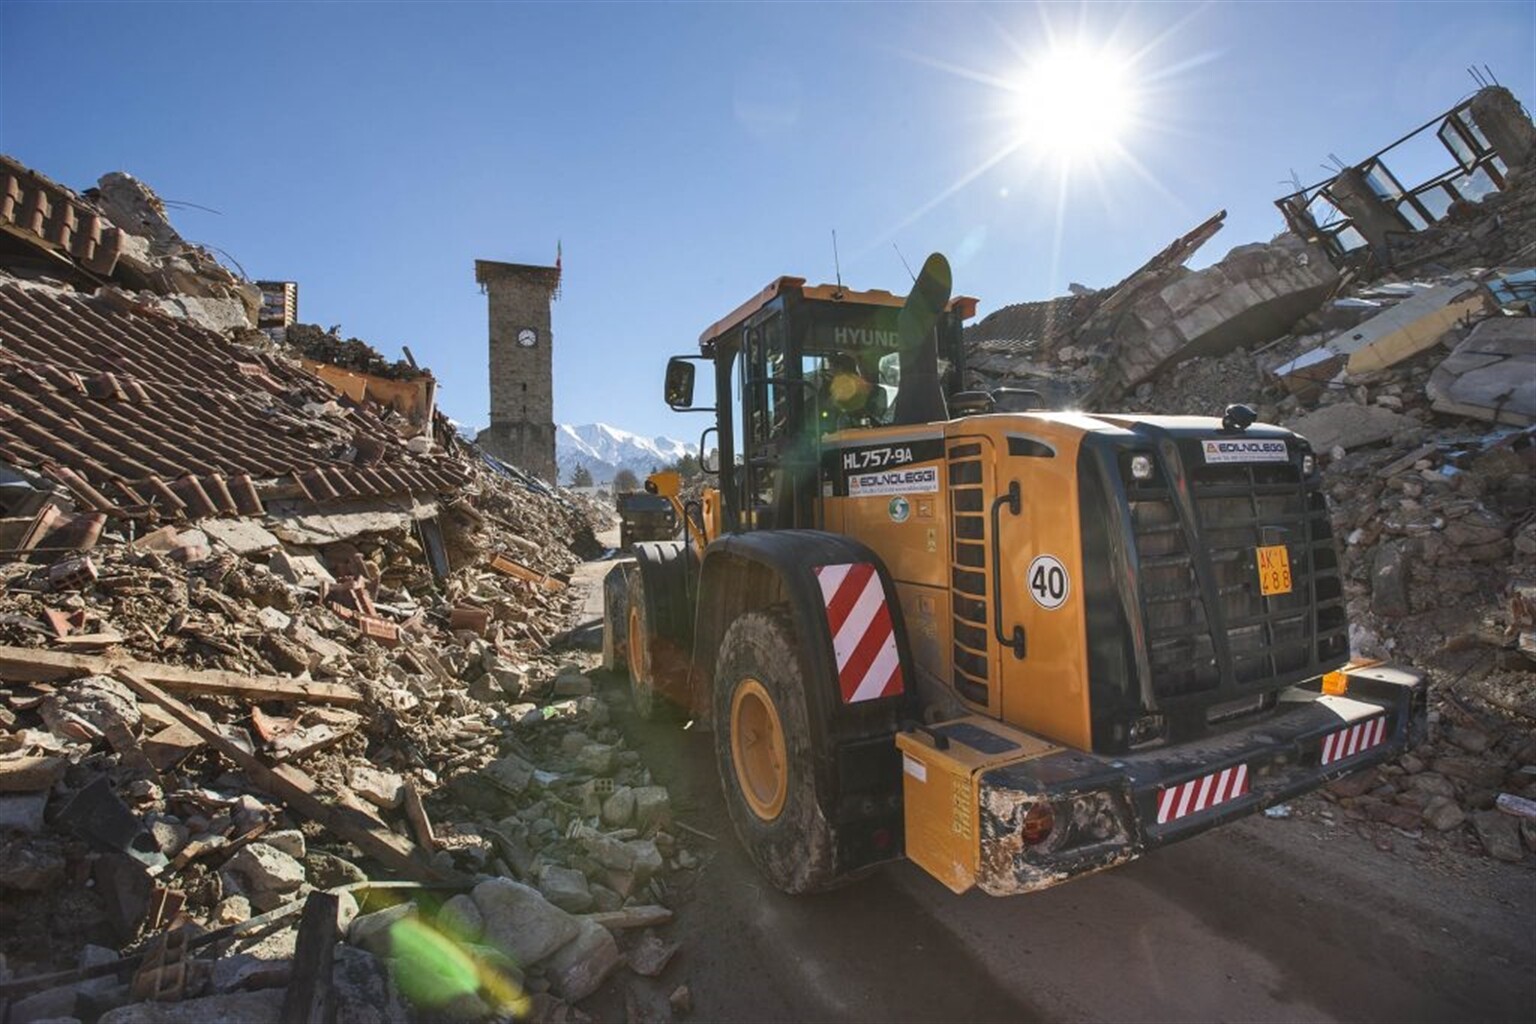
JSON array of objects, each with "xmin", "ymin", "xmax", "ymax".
[
  {"xmin": 1468, "ymin": 66, "xmax": 1488, "ymax": 88},
  {"xmin": 1484, "ymin": 64, "xmax": 1499, "ymax": 86},
  {"xmin": 831, "ymin": 230, "xmax": 844, "ymax": 296},
  {"xmin": 893, "ymin": 243, "xmax": 916, "ymax": 283}
]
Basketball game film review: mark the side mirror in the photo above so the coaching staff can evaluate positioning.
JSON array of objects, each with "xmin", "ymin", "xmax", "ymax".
[
  {"xmin": 698, "ymin": 426, "xmax": 720, "ymax": 474},
  {"xmin": 664, "ymin": 358, "xmax": 696, "ymax": 410}
]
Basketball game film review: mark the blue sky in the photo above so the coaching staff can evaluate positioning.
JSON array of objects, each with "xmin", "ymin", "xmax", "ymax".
[{"xmin": 2, "ymin": 2, "xmax": 1532, "ymax": 446}]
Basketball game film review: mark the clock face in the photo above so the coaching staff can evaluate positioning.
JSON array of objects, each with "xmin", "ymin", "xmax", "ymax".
[{"xmin": 517, "ymin": 328, "xmax": 537, "ymax": 347}]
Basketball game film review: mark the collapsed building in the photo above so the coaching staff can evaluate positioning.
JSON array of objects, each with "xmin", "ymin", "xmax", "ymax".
[
  {"xmin": 1, "ymin": 80, "xmax": 1534, "ymax": 1021},
  {"xmin": 968, "ymin": 84, "xmax": 1536, "ymax": 863},
  {"xmin": 0, "ymin": 157, "xmax": 693, "ymax": 1021}
]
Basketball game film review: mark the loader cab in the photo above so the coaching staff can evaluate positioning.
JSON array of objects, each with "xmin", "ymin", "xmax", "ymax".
[{"xmin": 669, "ymin": 277, "xmax": 976, "ymax": 536}]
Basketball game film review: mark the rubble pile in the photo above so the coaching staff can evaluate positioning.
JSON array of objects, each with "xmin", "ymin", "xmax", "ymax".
[
  {"xmin": 0, "ymin": 153, "xmax": 691, "ymax": 1022},
  {"xmin": 968, "ymin": 92, "xmax": 1536, "ymax": 866},
  {"xmin": 1386, "ymin": 166, "xmax": 1536, "ymax": 275},
  {"xmin": 287, "ymin": 324, "xmax": 426, "ymax": 382},
  {"xmin": 0, "ymin": 156, "xmax": 262, "ymax": 337}
]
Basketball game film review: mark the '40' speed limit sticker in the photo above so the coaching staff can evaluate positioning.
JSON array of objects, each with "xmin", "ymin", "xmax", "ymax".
[{"xmin": 1027, "ymin": 555, "xmax": 1070, "ymax": 610}]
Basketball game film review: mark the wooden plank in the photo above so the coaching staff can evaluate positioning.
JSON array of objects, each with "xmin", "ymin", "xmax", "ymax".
[
  {"xmin": 401, "ymin": 779, "xmax": 437, "ymax": 851},
  {"xmin": 0, "ymin": 755, "xmax": 66, "ymax": 792},
  {"xmin": 52, "ymin": 632, "xmax": 125, "ymax": 651},
  {"xmin": 581, "ymin": 905, "xmax": 673, "ymax": 931},
  {"xmin": 1375, "ymin": 442, "xmax": 1439, "ymax": 479},
  {"xmin": 487, "ymin": 554, "xmax": 565, "ymax": 592},
  {"xmin": 281, "ymin": 891, "xmax": 339, "ymax": 1024},
  {"xmin": 0, "ymin": 646, "xmax": 362, "ymax": 706},
  {"xmin": 113, "ymin": 669, "xmax": 447, "ymax": 884}
]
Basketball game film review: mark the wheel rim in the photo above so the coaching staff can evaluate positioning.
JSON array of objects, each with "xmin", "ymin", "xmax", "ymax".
[
  {"xmin": 627, "ymin": 605, "xmax": 644, "ymax": 682},
  {"xmin": 730, "ymin": 677, "xmax": 788, "ymax": 821}
]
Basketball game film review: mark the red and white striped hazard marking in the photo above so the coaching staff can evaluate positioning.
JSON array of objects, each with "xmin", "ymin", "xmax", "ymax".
[
  {"xmin": 814, "ymin": 563, "xmax": 904, "ymax": 703},
  {"xmin": 1156, "ymin": 765, "xmax": 1250, "ymax": 825},
  {"xmin": 1320, "ymin": 715, "xmax": 1387, "ymax": 766}
]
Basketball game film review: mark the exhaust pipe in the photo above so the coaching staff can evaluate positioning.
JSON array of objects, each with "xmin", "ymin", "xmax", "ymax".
[{"xmin": 892, "ymin": 252, "xmax": 952, "ymax": 426}]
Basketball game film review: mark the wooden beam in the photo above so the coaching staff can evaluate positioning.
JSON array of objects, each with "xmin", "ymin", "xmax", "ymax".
[
  {"xmin": 114, "ymin": 669, "xmax": 448, "ymax": 884},
  {"xmin": 281, "ymin": 891, "xmax": 339, "ymax": 1024},
  {"xmin": 0, "ymin": 646, "xmax": 362, "ymax": 706},
  {"xmin": 487, "ymin": 554, "xmax": 565, "ymax": 592}
]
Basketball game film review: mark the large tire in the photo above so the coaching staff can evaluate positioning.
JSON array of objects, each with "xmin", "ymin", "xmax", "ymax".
[
  {"xmin": 625, "ymin": 571, "xmax": 674, "ymax": 720},
  {"xmin": 713, "ymin": 606, "xmax": 841, "ymax": 894},
  {"xmin": 600, "ymin": 566, "xmax": 630, "ymax": 673}
]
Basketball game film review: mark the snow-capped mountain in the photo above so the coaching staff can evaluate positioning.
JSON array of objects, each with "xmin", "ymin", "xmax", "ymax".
[{"xmin": 556, "ymin": 423, "xmax": 697, "ymax": 485}]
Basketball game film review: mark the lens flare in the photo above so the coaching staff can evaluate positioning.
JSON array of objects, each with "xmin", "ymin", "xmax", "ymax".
[{"xmin": 1011, "ymin": 42, "xmax": 1139, "ymax": 164}]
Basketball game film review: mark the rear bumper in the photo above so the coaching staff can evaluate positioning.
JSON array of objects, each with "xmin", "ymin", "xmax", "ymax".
[{"xmin": 974, "ymin": 664, "xmax": 1425, "ymax": 896}]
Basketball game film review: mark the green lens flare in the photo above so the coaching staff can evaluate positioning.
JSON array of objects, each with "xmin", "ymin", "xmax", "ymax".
[{"xmin": 387, "ymin": 917, "xmax": 530, "ymax": 1016}]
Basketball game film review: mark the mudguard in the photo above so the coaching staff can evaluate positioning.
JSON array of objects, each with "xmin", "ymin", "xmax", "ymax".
[
  {"xmin": 695, "ymin": 529, "xmax": 918, "ymax": 871},
  {"xmin": 692, "ymin": 530, "xmax": 916, "ymax": 723}
]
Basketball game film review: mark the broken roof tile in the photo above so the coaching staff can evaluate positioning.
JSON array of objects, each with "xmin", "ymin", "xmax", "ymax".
[
  {"xmin": 0, "ymin": 281, "xmax": 467, "ymax": 518},
  {"xmin": 0, "ymin": 154, "xmax": 126, "ymax": 282},
  {"xmin": 227, "ymin": 474, "xmax": 264, "ymax": 516}
]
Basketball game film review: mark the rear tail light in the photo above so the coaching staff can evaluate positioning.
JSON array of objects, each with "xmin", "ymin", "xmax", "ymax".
[{"xmin": 1020, "ymin": 803, "xmax": 1055, "ymax": 845}]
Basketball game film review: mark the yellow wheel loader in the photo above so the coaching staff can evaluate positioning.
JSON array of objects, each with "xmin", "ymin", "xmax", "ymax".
[{"xmin": 603, "ymin": 254, "xmax": 1424, "ymax": 896}]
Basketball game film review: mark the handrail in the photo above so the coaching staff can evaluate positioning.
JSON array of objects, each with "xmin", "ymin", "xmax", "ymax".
[{"xmin": 989, "ymin": 480, "xmax": 1027, "ymax": 661}]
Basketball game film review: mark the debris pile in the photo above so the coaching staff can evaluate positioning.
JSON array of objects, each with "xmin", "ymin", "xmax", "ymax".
[
  {"xmin": 0, "ymin": 153, "xmax": 698, "ymax": 1022},
  {"xmin": 287, "ymin": 323, "xmax": 426, "ymax": 382},
  {"xmin": 968, "ymin": 85, "xmax": 1536, "ymax": 865}
]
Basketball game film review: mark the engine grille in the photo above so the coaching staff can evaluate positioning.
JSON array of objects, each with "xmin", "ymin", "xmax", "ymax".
[
  {"xmin": 1127, "ymin": 458, "xmax": 1346, "ymax": 702},
  {"xmin": 949, "ymin": 442, "xmax": 990, "ymax": 705}
]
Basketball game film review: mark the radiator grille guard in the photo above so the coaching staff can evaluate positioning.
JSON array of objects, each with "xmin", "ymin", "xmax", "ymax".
[
  {"xmin": 1130, "ymin": 458, "xmax": 1347, "ymax": 699},
  {"xmin": 1079, "ymin": 424, "xmax": 1348, "ymax": 752}
]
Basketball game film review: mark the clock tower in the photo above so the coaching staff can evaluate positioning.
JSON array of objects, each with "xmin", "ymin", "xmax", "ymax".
[{"xmin": 474, "ymin": 258, "xmax": 560, "ymax": 483}]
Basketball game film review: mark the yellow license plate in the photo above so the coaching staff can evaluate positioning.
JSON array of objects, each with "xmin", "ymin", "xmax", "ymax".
[{"xmin": 1257, "ymin": 544, "xmax": 1292, "ymax": 596}]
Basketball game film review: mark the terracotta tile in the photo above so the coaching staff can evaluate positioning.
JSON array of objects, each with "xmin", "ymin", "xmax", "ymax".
[{"xmin": 0, "ymin": 283, "xmax": 467, "ymax": 518}]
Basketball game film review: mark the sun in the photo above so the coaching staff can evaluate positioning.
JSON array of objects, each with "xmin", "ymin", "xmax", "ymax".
[
  {"xmin": 1009, "ymin": 42, "xmax": 1139, "ymax": 165},
  {"xmin": 865, "ymin": 11, "xmax": 1193, "ymax": 261}
]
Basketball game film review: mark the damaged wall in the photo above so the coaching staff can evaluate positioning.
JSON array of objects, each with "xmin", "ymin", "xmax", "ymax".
[
  {"xmin": 1275, "ymin": 85, "xmax": 1536, "ymax": 273},
  {"xmin": 1082, "ymin": 233, "xmax": 1339, "ymax": 405}
]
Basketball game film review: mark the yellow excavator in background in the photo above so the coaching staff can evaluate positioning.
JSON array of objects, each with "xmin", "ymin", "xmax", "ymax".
[{"xmin": 604, "ymin": 253, "xmax": 1423, "ymax": 896}]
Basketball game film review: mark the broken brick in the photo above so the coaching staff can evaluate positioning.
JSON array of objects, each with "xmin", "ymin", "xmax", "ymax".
[
  {"xmin": 48, "ymin": 555, "xmax": 97, "ymax": 590},
  {"xmin": 356, "ymin": 615, "xmax": 400, "ymax": 648},
  {"xmin": 449, "ymin": 606, "xmax": 491, "ymax": 636}
]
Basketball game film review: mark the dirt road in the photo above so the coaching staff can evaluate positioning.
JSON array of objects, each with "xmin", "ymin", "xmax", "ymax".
[{"xmin": 566, "ymin": 551, "xmax": 1534, "ymax": 1023}]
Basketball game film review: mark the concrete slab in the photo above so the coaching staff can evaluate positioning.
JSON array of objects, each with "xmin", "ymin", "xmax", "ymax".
[
  {"xmin": 1286, "ymin": 402, "xmax": 1420, "ymax": 453},
  {"xmin": 1329, "ymin": 282, "xmax": 1496, "ymax": 373},
  {"xmin": 201, "ymin": 518, "xmax": 280, "ymax": 555},
  {"xmin": 1427, "ymin": 317, "xmax": 1536, "ymax": 426}
]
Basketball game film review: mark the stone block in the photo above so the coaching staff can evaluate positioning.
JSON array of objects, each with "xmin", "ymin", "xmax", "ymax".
[
  {"xmin": 471, "ymin": 877, "xmax": 580, "ymax": 966},
  {"xmin": 536, "ymin": 863, "xmax": 594, "ymax": 913},
  {"xmin": 436, "ymin": 893, "xmax": 485, "ymax": 943},
  {"xmin": 347, "ymin": 901, "xmax": 417, "ymax": 957},
  {"xmin": 545, "ymin": 917, "xmax": 621, "ymax": 1004},
  {"xmin": 631, "ymin": 786, "xmax": 672, "ymax": 829}
]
